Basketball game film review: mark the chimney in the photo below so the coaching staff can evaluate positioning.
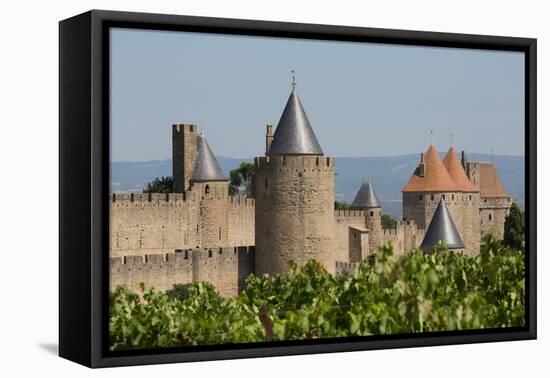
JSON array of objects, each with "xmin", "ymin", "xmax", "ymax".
[
  {"xmin": 418, "ymin": 152, "xmax": 425, "ymax": 177},
  {"xmin": 265, "ymin": 124, "xmax": 273, "ymax": 154}
]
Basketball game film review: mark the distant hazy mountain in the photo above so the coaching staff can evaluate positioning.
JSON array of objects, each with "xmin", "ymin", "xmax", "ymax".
[{"xmin": 111, "ymin": 153, "xmax": 524, "ymax": 218}]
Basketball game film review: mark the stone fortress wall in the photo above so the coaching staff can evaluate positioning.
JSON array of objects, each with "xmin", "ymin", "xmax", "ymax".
[
  {"xmin": 109, "ymin": 192, "xmax": 254, "ymax": 258},
  {"xmin": 110, "ymin": 246, "xmax": 255, "ymax": 298},
  {"xmin": 110, "ymin": 88, "xmax": 513, "ymax": 297}
]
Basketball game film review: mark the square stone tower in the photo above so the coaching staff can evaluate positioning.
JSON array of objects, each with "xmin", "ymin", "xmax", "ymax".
[{"xmin": 172, "ymin": 124, "xmax": 198, "ymax": 192}]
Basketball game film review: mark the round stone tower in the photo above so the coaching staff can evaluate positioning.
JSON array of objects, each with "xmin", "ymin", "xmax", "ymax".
[
  {"xmin": 255, "ymin": 82, "xmax": 335, "ymax": 275},
  {"xmin": 189, "ymin": 134, "xmax": 229, "ymax": 248},
  {"xmin": 351, "ymin": 179, "xmax": 383, "ymax": 252}
]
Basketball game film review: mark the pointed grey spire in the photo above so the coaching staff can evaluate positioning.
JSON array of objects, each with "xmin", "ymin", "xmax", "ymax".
[
  {"xmin": 351, "ymin": 180, "xmax": 381, "ymax": 209},
  {"xmin": 420, "ymin": 199, "xmax": 464, "ymax": 252},
  {"xmin": 190, "ymin": 134, "xmax": 227, "ymax": 182},
  {"xmin": 266, "ymin": 86, "xmax": 324, "ymax": 156}
]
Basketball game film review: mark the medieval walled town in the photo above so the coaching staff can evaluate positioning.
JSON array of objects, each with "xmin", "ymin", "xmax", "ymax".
[{"xmin": 110, "ymin": 83, "xmax": 513, "ymax": 297}]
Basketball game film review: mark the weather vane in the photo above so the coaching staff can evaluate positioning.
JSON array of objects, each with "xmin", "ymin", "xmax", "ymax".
[
  {"xmin": 430, "ymin": 130, "xmax": 434, "ymax": 145},
  {"xmin": 450, "ymin": 131, "xmax": 453, "ymax": 147},
  {"xmin": 291, "ymin": 70, "xmax": 296, "ymax": 90}
]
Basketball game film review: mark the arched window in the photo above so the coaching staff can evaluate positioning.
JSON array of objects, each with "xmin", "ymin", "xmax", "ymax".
[
  {"xmin": 431, "ymin": 194, "xmax": 434, "ymax": 201},
  {"xmin": 489, "ymin": 214, "xmax": 492, "ymax": 221},
  {"xmin": 205, "ymin": 185, "xmax": 210, "ymax": 194}
]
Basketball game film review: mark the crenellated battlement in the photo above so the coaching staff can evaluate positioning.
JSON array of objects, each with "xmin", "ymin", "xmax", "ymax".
[
  {"xmin": 110, "ymin": 246, "xmax": 255, "ymax": 297},
  {"xmin": 480, "ymin": 196, "xmax": 514, "ymax": 209},
  {"xmin": 111, "ymin": 192, "xmax": 198, "ymax": 205},
  {"xmin": 334, "ymin": 209, "xmax": 367, "ymax": 219},
  {"xmin": 255, "ymin": 155, "xmax": 334, "ymax": 170},
  {"xmin": 111, "ymin": 246, "xmax": 254, "ymax": 267},
  {"xmin": 229, "ymin": 195, "xmax": 255, "ymax": 207},
  {"xmin": 382, "ymin": 228, "xmax": 398, "ymax": 236},
  {"xmin": 172, "ymin": 123, "xmax": 198, "ymax": 135}
]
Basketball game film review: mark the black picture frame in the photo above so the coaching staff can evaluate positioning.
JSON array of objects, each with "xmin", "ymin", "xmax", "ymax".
[{"xmin": 59, "ymin": 9, "xmax": 537, "ymax": 368}]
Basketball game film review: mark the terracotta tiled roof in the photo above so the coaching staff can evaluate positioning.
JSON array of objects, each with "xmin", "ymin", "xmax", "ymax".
[
  {"xmin": 479, "ymin": 162, "xmax": 508, "ymax": 198},
  {"xmin": 402, "ymin": 145, "xmax": 461, "ymax": 192},
  {"xmin": 443, "ymin": 147, "xmax": 477, "ymax": 192}
]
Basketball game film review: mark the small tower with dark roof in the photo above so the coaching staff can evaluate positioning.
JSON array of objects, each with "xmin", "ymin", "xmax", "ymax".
[
  {"xmin": 420, "ymin": 198, "xmax": 464, "ymax": 253},
  {"xmin": 254, "ymin": 78, "xmax": 335, "ymax": 275},
  {"xmin": 189, "ymin": 133, "xmax": 229, "ymax": 248},
  {"xmin": 351, "ymin": 179, "xmax": 383, "ymax": 252}
]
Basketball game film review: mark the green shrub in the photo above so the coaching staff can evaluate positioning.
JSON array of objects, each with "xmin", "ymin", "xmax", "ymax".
[{"xmin": 109, "ymin": 235, "xmax": 525, "ymax": 350}]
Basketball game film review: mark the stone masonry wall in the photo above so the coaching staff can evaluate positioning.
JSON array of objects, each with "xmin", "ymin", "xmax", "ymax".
[
  {"xmin": 480, "ymin": 197, "xmax": 512, "ymax": 240},
  {"xmin": 255, "ymin": 155, "xmax": 335, "ymax": 275},
  {"xmin": 172, "ymin": 124, "xmax": 198, "ymax": 192},
  {"xmin": 228, "ymin": 196, "xmax": 255, "ymax": 247},
  {"xmin": 366, "ymin": 207, "xmax": 383, "ymax": 252},
  {"xmin": 334, "ymin": 210, "xmax": 368, "ymax": 262},
  {"xmin": 110, "ymin": 193, "xmax": 200, "ymax": 257},
  {"xmin": 403, "ymin": 191, "xmax": 479, "ymax": 255},
  {"xmin": 348, "ymin": 226, "xmax": 369, "ymax": 263},
  {"xmin": 194, "ymin": 181, "xmax": 229, "ymax": 248},
  {"xmin": 110, "ymin": 189, "xmax": 255, "ymax": 257},
  {"xmin": 110, "ymin": 246, "xmax": 255, "ymax": 298}
]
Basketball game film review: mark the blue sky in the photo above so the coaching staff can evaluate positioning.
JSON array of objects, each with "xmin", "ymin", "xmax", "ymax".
[{"xmin": 110, "ymin": 28, "xmax": 525, "ymax": 162}]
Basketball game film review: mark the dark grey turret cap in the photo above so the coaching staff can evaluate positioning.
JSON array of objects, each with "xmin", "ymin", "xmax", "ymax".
[
  {"xmin": 266, "ymin": 86, "xmax": 324, "ymax": 156},
  {"xmin": 420, "ymin": 198, "xmax": 464, "ymax": 252},
  {"xmin": 351, "ymin": 180, "xmax": 381, "ymax": 209},
  {"xmin": 190, "ymin": 134, "xmax": 227, "ymax": 182}
]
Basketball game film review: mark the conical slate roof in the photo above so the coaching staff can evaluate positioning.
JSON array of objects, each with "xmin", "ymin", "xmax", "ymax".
[
  {"xmin": 266, "ymin": 87, "xmax": 324, "ymax": 156},
  {"xmin": 420, "ymin": 198, "xmax": 464, "ymax": 252},
  {"xmin": 443, "ymin": 147, "xmax": 477, "ymax": 192},
  {"xmin": 190, "ymin": 134, "xmax": 227, "ymax": 182},
  {"xmin": 351, "ymin": 180, "xmax": 381, "ymax": 209},
  {"xmin": 402, "ymin": 144, "xmax": 461, "ymax": 192}
]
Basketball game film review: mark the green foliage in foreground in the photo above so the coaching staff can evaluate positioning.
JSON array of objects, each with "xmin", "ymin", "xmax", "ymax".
[{"xmin": 109, "ymin": 236, "xmax": 525, "ymax": 350}]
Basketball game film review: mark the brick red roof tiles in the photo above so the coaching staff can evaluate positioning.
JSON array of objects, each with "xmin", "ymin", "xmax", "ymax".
[
  {"xmin": 479, "ymin": 162, "xmax": 508, "ymax": 198},
  {"xmin": 443, "ymin": 147, "xmax": 477, "ymax": 192},
  {"xmin": 402, "ymin": 145, "xmax": 461, "ymax": 192}
]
